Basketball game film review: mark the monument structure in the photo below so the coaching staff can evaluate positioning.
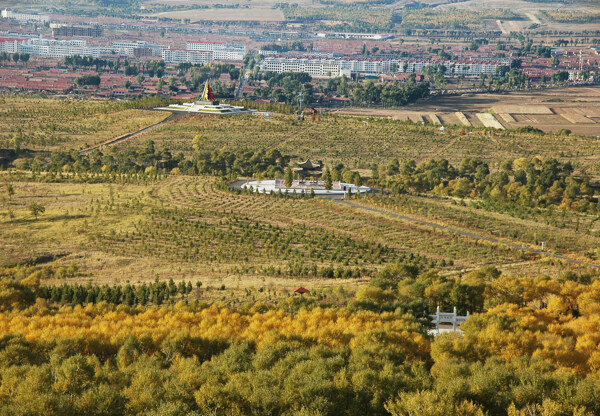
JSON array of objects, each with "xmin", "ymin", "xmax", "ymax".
[{"xmin": 156, "ymin": 81, "xmax": 255, "ymax": 115}]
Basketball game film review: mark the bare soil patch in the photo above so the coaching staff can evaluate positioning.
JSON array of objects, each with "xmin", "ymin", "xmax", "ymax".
[{"xmin": 328, "ymin": 87, "xmax": 600, "ymax": 135}]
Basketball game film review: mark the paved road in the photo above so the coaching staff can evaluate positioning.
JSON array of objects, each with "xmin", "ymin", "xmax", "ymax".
[
  {"xmin": 235, "ymin": 68, "xmax": 249, "ymax": 100},
  {"xmin": 337, "ymin": 200, "xmax": 600, "ymax": 270},
  {"xmin": 79, "ymin": 111, "xmax": 183, "ymax": 155}
]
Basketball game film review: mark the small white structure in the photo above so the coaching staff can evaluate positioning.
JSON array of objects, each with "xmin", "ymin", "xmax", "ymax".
[
  {"xmin": 240, "ymin": 179, "xmax": 372, "ymax": 196},
  {"xmin": 428, "ymin": 306, "xmax": 469, "ymax": 336}
]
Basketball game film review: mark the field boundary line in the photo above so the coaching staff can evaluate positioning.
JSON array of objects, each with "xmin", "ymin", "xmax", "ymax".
[{"xmin": 80, "ymin": 111, "xmax": 183, "ymax": 155}]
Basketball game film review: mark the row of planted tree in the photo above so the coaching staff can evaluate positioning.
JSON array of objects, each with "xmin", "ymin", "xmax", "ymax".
[{"xmin": 5, "ymin": 141, "xmax": 598, "ymax": 218}]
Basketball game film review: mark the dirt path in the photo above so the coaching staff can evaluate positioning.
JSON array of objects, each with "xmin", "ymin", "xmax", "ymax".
[
  {"xmin": 496, "ymin": 19, "xmax": 508, "ymax": 35},
  {"xmin": 526, "ymin": 12, "xmax": 541, "ymax": 24},
  {"xmin": 337, "ymin": 200, "xmax": 600, "ymax": 270},
  {"xmin": 79, "ymin": 111, "xmax": 182, "ymax": 155}
]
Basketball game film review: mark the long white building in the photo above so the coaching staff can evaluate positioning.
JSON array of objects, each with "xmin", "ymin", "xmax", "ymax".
[
  {"xmin": 186, "ymin": 41, "xmax": 245, "ymax": 60},
  {"xmin": 1, "ymin": 9, "xmax": 49, "ymax": 23},
  {"xmin": 112, "ymin": 40, "xmax": 169, "ymax": 57},
  {"xmin": 260, "ymin": 55, "xmax": 390, "ymax": 77},
  {"xmin": 161, "ymin": 49, "xmax": 213, "ymax": 65},
  {"xmin": 396, "ymin": 59, "xmax": 509, "ymax": 76},
  {"xmin": 316, "ymin": 32, "xmax": 393, "ymax": 40},
  {"xmin": 17, "ymin": 38, "xmax": 111, "ymax": 58},
  {"xmin": 260, "ymin": 55, "xmax": 509, "ymax": 77},
  {"xmin": 260, "ymin": 56, "xmax": 342, "ymax": 77}
]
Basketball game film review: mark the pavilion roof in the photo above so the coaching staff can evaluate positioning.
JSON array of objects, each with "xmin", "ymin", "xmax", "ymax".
[{"xmin": 297, "ymin": 158, "xmax": 320, "ymax": 169}]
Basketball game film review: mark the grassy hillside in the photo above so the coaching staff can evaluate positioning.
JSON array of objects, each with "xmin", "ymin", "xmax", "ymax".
[
  {"xmin": 1, "ymin": 95, "xmax": 599, "ymax": 288},
  {"xmin": 0, "ymin": 96, "xmax": 170, "ymax": 152}
]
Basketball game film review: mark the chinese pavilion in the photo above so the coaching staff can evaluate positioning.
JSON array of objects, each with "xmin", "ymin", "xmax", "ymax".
[{"xmin": 294, "ymin": 158, "xmax": 322, "ymax": 181}]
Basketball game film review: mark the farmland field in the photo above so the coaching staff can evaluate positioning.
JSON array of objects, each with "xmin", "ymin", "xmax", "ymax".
[{"xmin": 330, "ymin": 86, "xmax": 600, "ymax": 137}]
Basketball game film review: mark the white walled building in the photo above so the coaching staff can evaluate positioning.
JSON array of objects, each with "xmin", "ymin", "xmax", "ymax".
[
  {"xmin": 186, "ymin": 41, "xmax": 245, "ymax": 60},
  {"xmin": 0, "ymin": 37, "xmax": 27, "ymax": 53},
  {"xmin": 394, "ymin": 59, "xmax": 507, "ymax": 76},
  {"xmin": 316, "ymin": 32, "xmax": 393, "ymax": 40},
  {"xmin": 161, "ymin": 49, "xmax": 213, "ymax": 65},
  {"xmin": 261, "ymin": 55, "xmax": 508, "ymax": 77},
  {"xmin": 1, "ymin": 9, "xmax": 49, "ymax": 23},
  {"xmin": 18, "ymin": 38, "xmax": 111, "ymax": 58},
  {"xmin": 260, "ymin": 55, "xmax": 391, "ymax": 77},
  {"xmin": 260, "ymin": 56, "xmax": 343, "ymax": 77},
  {"xmin": 112, "ymin": 40, "xmax": 169, "ymax": 57}
]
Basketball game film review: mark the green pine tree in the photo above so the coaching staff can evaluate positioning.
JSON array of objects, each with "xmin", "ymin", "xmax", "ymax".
[
  {"xmin": 323, "ymin": 168, "xmax": 333, "ymax": 191},
  {"xmin": 284, "ymin": 167, "xmax": 293, "ymax": 188}
]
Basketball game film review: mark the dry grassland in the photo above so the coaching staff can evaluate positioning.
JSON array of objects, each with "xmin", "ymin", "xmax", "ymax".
[
  {"xmin": 1, "ymin": 173, "xmax": 561, "ymax": 286},
  {"xmin": 0, "ymin": 96, "xmax": 169, "ymax": 151}
]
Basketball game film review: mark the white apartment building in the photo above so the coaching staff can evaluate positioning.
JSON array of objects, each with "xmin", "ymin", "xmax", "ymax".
[
  {"xmin": 112, "ymin": 40, "xmax": 169, "ymax": 57},
  {"xmin": 260, "ymin": 56, "xmax": 342, "ymax": 77},
  {"xmin": 260, "ymin": 55, "xmax": 392, "ymax": 77},
  {"xmin": 1, "ymin": 9, "xmax": 49, "ymax": 23},
  {"xmin": 186, "ymin": 41, "xmax": 245, "ymax": 60},
  {"xmin": 0, "ymin": 37, "xmax": 27, "ymax": 54},
  {"xmin": 161, "ymin": 49, "xmax": 213, "ymax": 65},
  {"xmin": 261, "ymin": 55, "xmax": 507, "ymax": 77},
  {"xmin": 395, "ymin": 59, "xmax": 505, "ymax": 76},
  {"xmin": 316, "ymin": 32, "xmax": 393, "ymax": 40},
  {"xmin": 18, "ymin": 38, "xmax": 110, "ymax": 58},
  {"xmin": 340, "ymin": 59, "xmax": 390, "ymax": 74},
  {"xmin": 259, "ymin": 50, "xmax": 335, "ymax": 58}
]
